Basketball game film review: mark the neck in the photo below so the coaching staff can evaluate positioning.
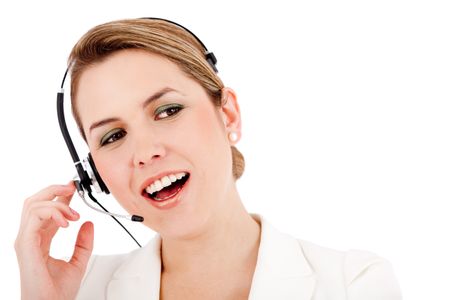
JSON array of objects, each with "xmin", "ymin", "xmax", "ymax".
[{"xmin": 159, "ymin": 187, "xmax": 261, "ymax": 278}]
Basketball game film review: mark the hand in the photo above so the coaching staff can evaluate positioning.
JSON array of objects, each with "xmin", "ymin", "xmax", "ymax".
[{"xmin": 15, "ymin": 182, "xmax": 94, "ymax": 300}]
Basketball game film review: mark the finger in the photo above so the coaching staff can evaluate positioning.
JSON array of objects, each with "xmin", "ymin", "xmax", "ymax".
[
  {"xmin": 28, "ymin": 205, "xmax": 72, "ymax": 230},
  {"xmin": 32, "ymin": 203, "xmax": 80, "ymax": 257},
  {"xmin": 22, "ymin": 203, "xmax": 79, "ymax": 238},
  {"xmin": 69, "ymin": 222, "xmax": 94, "ymax": 271},
  {"xmin": 56, "ymin": 186, "xmax": 77, "ymax": 205},
  {"xmin": 16, "ymin": 183, "xmax": 79, "ymax": 258},
  {"xmin": 58, "ymin": 180, "xmax": 76, "ymax": 199},
  {"xmin": 24, "ymin": 184, "xmax": 76, "ymax": 206},
  {"xmin": 18, "ymin": 188, "xmax": 78, "ymax": 243},
  {"xmin": 16, "ymin": 206, "xmax": 68, "ymax": 254},
  {"xmin": 56, "ymin": 181, "xmax": 80, "ymax": 207},
  {"xmin": 29, "ymin": 201, "xmax": 80, "ymax": 222}
]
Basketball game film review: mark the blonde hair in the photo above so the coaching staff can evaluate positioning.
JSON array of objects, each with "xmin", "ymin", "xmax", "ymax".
[{"xmin": 68, "ymin": 18, "xmax": 245, "ymax": 180}]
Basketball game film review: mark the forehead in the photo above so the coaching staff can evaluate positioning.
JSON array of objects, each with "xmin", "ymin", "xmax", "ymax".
[{"xmin": 75, "ymin": 49, "xmax": 195, "ymax": 127}]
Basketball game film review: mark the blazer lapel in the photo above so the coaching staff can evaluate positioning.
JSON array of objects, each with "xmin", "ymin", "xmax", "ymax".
[
  {"xmin": 107, "ymin": 235, "xmax": 162, "ymax": 300},
  {"xmin": 248, "ymin": 214, "xmax": 316, "ymax": 300}
]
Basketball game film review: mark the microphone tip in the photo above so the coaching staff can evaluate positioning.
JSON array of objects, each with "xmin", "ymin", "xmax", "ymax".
[{"xmin": 131, "ymin": 215, "xmax": 144, "ymax": 222}]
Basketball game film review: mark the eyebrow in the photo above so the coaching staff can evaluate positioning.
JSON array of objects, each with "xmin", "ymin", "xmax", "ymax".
[{"xmin": 88, "ymin": 87, "xmax": 180, "ymax": 134}]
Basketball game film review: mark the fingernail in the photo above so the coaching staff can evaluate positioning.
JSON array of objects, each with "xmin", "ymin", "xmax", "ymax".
[{"xmin": 70, "ymin": 208, "xmax": 79, "ymax": 216}]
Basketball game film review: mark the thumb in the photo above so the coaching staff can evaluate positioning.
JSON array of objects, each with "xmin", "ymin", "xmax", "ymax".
[{"xmin": 69, "ymin": 221, "xmax": 94, "ymax": 272}]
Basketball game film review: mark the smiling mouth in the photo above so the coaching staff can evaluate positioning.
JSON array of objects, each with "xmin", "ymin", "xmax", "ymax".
[{"xmin": 142, "ymin": 173, "xmax": 190, "ymax": 202}]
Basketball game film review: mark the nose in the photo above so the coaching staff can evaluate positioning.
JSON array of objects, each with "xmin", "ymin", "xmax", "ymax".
[{"xmin": 132, "ymin": 130, "xmax": 166, "ymax": 168}]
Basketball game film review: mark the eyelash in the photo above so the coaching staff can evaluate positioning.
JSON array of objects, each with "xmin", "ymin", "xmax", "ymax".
[{"xmin": 99, "ymin": 105, "xmax": 184, "ymax": 147}]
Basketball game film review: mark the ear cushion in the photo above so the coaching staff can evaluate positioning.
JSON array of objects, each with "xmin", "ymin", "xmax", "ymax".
[{"xmin": 87, "ymin": 152, "xmax": 110, "ymax": 194}]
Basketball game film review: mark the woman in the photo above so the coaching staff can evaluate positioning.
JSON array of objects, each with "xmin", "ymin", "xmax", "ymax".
[{"xmin": 15, "ymin": 18, "xmax": 402, "ymax": 299}]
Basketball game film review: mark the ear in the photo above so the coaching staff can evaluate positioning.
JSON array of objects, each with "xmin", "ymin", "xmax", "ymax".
[{"xmin": 219, "ymin": 87, "xmax": 241, "ymax": 145}]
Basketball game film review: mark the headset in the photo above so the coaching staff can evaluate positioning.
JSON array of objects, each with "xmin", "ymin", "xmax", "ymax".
[{"xmin": 57, "ymin": 17, "xmax": 218, "ymax": 247}]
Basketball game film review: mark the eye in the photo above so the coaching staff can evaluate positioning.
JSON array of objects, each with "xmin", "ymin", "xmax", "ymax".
[
  {"xmin": 100, "ymin": 129, "xmax": 126, "ymax": 146},
  {"xmin": 155, "ymin": 104, "xmax": 184, "ymax": 120}
]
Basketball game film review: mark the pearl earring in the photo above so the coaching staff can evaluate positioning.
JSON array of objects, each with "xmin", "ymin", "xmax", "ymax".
[{"xmin": 228, "ymin": 132, "xmax": 238, "ymax": 143}]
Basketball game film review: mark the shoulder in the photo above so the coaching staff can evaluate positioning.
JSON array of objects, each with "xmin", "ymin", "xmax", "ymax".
[
  {"xmin": 298, "ymin": 239, "xmax": 402, "ymax": 299},
  {"xmin": 253, "ymin": 214, "xmax": 402, "ymax": 299}
]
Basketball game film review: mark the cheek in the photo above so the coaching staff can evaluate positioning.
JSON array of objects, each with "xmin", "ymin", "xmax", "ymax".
[
  {"xmin": 183, "ymin": 105, "xmax": 231, "ymax": 176},
  {"xmin": 94, "ymin": 151, "xmax": 130, "ymax": 195},
  {"xmin": 175, "ymin": 108, "xmax": 227, "ymax": 176}
]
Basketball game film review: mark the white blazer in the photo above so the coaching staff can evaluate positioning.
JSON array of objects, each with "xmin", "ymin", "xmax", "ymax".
[{"xmin": 76, "ymin": 214, "xmax": 402, "ymax": 299}]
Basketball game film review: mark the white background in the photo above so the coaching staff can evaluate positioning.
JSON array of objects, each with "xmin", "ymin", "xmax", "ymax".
[{"xmin": 1, "ymin": 0, "xmax": 449, "ymax": 299}]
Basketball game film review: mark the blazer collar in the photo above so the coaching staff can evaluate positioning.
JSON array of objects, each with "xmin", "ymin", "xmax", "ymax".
[
  {"xmin": 106, "ymin": 234, "xmax": 162, "ymax": 300},
  {"xmin": 107, "ymin": 214, "xmax": 316, "ymax": 300},
  {"xmin": 248, "ymin": 214, "xmax": 316, "ymax": 299}
]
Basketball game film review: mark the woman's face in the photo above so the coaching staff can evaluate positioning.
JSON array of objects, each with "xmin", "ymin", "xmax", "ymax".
[{"xmin": 76, "ymin": 49, "xmax": 241, "ymax": 238}]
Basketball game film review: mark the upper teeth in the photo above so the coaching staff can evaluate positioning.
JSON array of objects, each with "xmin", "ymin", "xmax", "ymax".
[{"xmin": 145, "ymin": 172, "xmax": 187, "ymax": 195}]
